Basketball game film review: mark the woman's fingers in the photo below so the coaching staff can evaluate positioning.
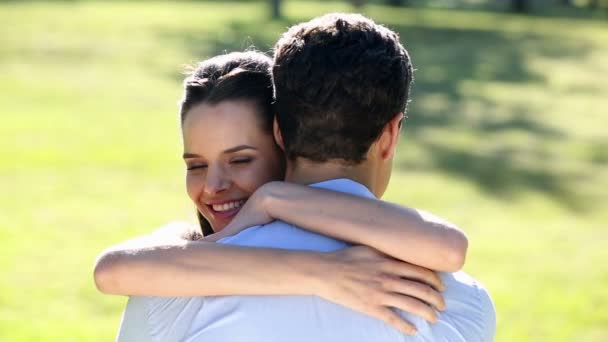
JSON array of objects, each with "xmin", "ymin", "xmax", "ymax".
[
  {"xmin": 382, "ymin": 292, "xmax": 439, "ymax": 324},
  {"xmin": 384, "ymin": 260, "xmax": 444, "ymax": 292},
  {"xmin": 343, "ymin": 246, "xmax": 443, "ymax": 292},
  {"xmin": 382, "ymin": 275, "xmax": 446, "ymax": 311},
  {"xmin": 371, "ymin": 306, "xmax": 418, "ymax": 336},
  {"xmin": 324, "ymin": 246, "xmax": 447, "ymax": 331}
]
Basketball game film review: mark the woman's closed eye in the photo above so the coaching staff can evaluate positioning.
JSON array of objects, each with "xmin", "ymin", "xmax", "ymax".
[
  {"xmin": 230, "ymin": 157, "xmax": 253, "ymax": 165},
  {"xmin": 187, "ymin": 164, "xmax": 208, "ymax": 171}
]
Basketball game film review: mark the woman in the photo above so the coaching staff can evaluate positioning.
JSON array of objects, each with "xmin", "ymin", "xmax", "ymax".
[{"xmin": 94, "ymin": 51, "xmax": 468, "ymax": 339}]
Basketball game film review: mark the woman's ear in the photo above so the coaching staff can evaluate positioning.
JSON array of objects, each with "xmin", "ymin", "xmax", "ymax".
[
  {"xmin": 379, "ymin": 112, "xmax": 403, "ymax": 160},
  {"xmin": 273, "ymin": 117, "xmax": 285, "ymax": 151}
]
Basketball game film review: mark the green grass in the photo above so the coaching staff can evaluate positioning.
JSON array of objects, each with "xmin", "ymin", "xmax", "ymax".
[{"xmin": 1, "ymin": 1, "xmax": 606, "ymax": 341}]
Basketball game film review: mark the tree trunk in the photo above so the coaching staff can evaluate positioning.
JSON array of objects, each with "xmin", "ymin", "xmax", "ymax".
[
  {"xmin": 588, "ymin": 0, "xmax": 599, "ymax": 9},
  {"xmin": 512, "ymin": 0, "xmax": 528, "ymax": 13},
  {"xmin": 271, "ymin": 0, "xmax": 281, "ymax": 19},
  {"xmin": 387, "ymin": 0, "xmax": 406, "ymax": 6},
  {"xmin": 350, "ymin": 0, "xmax": 365, "ymax": 9}
]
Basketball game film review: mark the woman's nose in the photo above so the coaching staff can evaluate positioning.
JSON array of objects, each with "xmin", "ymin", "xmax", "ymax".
[{"xmin": 204, "ymin": 165, "xmax": 230, "ymax": 195}]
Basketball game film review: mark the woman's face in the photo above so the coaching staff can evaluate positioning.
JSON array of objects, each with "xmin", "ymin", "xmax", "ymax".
[{"xmin": 182, "ymin": 99, "xmax": 285, "ymax": 232}]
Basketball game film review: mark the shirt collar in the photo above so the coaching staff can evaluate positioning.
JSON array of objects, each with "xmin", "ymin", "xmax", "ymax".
[{"xmin": 308, "ymin": 178, "xmax": 376, "ymax": 199}]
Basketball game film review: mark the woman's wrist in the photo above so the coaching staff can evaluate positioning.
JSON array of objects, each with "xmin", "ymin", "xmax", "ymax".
[
  {"xmin": 257, "ymin": 181, "xmax": 285, "ymax": 218},
  {"xmin": 282, "ymin": 250, "xmax": 329, "ymax": 296}
]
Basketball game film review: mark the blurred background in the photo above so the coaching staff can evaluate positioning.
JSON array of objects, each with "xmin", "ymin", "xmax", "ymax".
[{"xmin": 1, "ymin": 0, "xmax": 606, "ymax": 341}]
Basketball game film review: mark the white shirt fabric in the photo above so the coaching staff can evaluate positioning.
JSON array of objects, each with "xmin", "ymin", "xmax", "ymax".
[{"xmin": 117, "ymin": 178, "xmax": 496, "ymax": 342}]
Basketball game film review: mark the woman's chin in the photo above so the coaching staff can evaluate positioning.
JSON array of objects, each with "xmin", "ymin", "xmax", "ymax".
[{"xmin": 207, "ymin": 207, "xmax": 242, "ymax": 231}]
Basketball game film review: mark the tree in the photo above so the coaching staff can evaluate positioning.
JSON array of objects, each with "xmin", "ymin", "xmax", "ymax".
[
  {"xmin": 511, "ymin": 0, "xmax": 529, "ymax": 13},
  {"xmin": 271, "ymin": 0, "xmax": 281, "ymax": 19},
  {"xmin": 350, "ymin": 0, "xmax": 365, "ymax": 9},
  {"xmin": 588, "ymin": 0, "xmax": 599, "ymax": 9}
]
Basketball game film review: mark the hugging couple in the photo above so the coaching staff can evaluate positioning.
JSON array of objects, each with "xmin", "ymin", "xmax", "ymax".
[{"xmin": 95, "ymin": 13, "xmax": 496, "ymax": 342}]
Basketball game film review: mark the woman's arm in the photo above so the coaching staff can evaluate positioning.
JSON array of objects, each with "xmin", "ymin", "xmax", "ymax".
[
  {"xmin": 94, "ymin": 232, "xmax": 444, "ymax": 335},
  {"xmin": 214, "ymin": 181, "xmax": 468, "ymax": 272},
  {"xmin": 94, "ymin": 233, "xmax": 324, "ymax": 297}
]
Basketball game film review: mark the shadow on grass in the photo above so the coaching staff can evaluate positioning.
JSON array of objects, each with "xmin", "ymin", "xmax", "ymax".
[
  {"xmin": 390, "ymin": 24, "xmax": 592, "ymax": 211},
  {"xmin": 157, "ymin": 17, "xmax": 597, "ymax": 211},
  {"xmin": 156, "ymin": 18, "xmax": 293, "ymax": 83},
  {"xmin": 399, "ymin": 142, "xmax": 586, "ymax": 210}
]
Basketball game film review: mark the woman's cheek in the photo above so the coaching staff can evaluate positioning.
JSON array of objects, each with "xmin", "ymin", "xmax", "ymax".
[
  {"xmin": 186, "ymin": 173, "xmax": 204, "ymax": 203},
  {"xmin": 236, "ymin": 163, "xmax": 268, "ymax": 194},
  {"xmin": 254, "ymin": 160, "xmax": 281, "ymax": 186}
]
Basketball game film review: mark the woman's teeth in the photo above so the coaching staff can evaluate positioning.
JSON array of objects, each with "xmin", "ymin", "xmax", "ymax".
[{"xmin": 212, "ymin": 200, "xmax": 245, "ymax": 212}]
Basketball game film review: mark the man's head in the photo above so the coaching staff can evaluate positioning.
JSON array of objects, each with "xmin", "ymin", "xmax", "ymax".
[{"xmin": 272, "ymin": 13, "xmax": 414, "ymax": 195}]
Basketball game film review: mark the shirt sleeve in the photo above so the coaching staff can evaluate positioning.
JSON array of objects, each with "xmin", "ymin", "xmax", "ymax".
[
  {"xmin": 116, "ymin": 296, "xmax": 154, "ymax": 342},
  {"xmin": 478, "ymin": 285, "xmax": 497, "ymax": 342},
  {"xmin": 144, "ymin": 296, "xmax": 204, "ymax": 342},
  {"xmin": 439, "ymin": 281, "xmax": 496, "ymax": 342},
  {"xmin": 406, "ymin": 273, "xmax": 496, "ymax": 342},
  {"xmin": 117, "ymin": 296, "xmax": 205, "ymax": 342}
]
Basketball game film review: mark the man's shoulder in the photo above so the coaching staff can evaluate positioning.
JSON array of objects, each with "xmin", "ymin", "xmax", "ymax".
[
  {"xmin": 217, "ymin": 220, "xmax": 291, "ymax": 245},
  {"xmin": 443, "ymin": 271, "xmax": 495, "ymax": 310},
  {"xmin": 435, "ymin": 271, "xmax": 496, "ymax": 342},
  {"xmin": 457, "ymin": 271, "xmax": 493, "ymax": 302},
  {"xmin": 120, "ymin": 295, "xmax": 205, "ymax": 342},
  {"xmin": 219, "ymin": 220, "xmax": 349, "ymax": 252},
  {"xmin": 474, "ymin": 277, "xmax": 496, "ymax": 341}
]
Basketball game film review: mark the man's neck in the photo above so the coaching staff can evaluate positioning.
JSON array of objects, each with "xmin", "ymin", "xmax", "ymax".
[{"xmin": 284, "ymin": 158, "xmax": 377, "ymax": 195}]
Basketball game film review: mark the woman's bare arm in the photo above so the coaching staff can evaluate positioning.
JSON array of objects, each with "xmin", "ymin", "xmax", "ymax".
[
  {"xmin": 215, "ymin": 181, "xmax": 468, "ymax": 272},
  {"xmin": 94, "ymin": 231, "xmax": 322, "ymax": 297},
  {"xmin": 94, "ymin": 231, "xmax": 444, "ymax": 335}
]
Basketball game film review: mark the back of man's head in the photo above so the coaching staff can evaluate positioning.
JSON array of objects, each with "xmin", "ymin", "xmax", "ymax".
[{"xmin": 273, "ymin": 13, "xmax": 413, "ymax": 164}]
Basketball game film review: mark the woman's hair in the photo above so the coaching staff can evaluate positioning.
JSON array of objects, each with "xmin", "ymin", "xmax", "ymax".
[
  {"xmin": 179, "ymin": 51, "xmax": 275, "ymax": 237},
  {"xmin": 180, "ymin": 51, "xmax": 274, "ymax": 133}
]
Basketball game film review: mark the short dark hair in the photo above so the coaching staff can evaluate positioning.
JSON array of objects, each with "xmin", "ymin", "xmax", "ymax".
[
  {"xmin": 179, "ymin": 51, "xmax": 274, "ymax": 237},
  {"xmin": 272, "ymin": 13, "xmax": 413, "ymax": 163}
]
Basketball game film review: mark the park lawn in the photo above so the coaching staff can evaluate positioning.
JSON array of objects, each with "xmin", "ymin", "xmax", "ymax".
[{"xmin": 0, "ymin": 1, "xmax": 606, "ymax": 341}]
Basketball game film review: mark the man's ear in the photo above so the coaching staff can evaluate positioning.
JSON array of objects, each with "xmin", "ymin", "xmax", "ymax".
[
  {"xmin": 378, "ymin": 112, "xmax": 403, "ymax": 160},
  {"xmin": 273, "ymin": 117, "xmax": 285, "ymax": 151}
]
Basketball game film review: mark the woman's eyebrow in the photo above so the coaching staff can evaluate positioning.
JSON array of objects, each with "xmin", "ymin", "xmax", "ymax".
[
  {"xmin": 182, "ymin": 145, "xmax": 257, "ymax": 159},
  {"xmin": 182, "ymin": 152, "xmax": 200, "ymax": 159},
  {"xmin": 222, "ymin": 145, "xmax": 257, "ymax": 154},
  {"xmin": 182, "ymin": 145, "xmax": 258, "ymax": 159}
]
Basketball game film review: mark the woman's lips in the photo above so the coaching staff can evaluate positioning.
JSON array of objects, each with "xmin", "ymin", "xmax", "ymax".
[{"xmin": 205, "ymin": 199, "xmax": 246, "ymax": 220}]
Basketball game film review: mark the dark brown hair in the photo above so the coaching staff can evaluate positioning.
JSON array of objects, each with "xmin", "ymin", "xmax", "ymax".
[
  {"xmin": 272, "ymin": 13, "xmax": 414, "ymax": 163},
  {"xmin": 179, "ymin": 51, "xmax": 274, "ymax": 237}
]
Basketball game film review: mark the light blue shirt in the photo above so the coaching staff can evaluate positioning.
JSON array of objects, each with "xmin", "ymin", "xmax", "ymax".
[{"xmin": 117, "ymin": 179, "xmax": 496, "ymax": 342}]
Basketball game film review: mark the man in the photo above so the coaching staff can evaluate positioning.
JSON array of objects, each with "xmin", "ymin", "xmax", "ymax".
[
  {"xmin": 194, "ymin": 13, "xmax": 494, "ymax": 341},
  {"xmin": 102, "ymin": 13, "xmax": 495, "ymax": 342}
]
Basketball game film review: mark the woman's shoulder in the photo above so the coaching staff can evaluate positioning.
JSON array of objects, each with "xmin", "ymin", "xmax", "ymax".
[{"xmin": 152, "ymin": 221, "xmax": 203, "ymax": 241}]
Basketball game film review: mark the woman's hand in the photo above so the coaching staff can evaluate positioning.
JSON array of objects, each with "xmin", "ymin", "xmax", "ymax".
[
  {"xmin": 315, "ymin": 245, "xmax": 446, "ymax": 335},
  {"xmin": 203, "ymin": 183, "xmax": 278, "ymax": 242}
]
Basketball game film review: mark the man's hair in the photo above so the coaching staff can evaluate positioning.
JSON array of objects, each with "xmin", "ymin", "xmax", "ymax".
[{"xmin": 272, "ymin": 13, "xmax": 414, "ymax": 163}]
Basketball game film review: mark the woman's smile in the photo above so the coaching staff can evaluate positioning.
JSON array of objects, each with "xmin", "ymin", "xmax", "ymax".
[{"xmin": 206, "ymin": 198, "xmax": 247, "ymax": 220}]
